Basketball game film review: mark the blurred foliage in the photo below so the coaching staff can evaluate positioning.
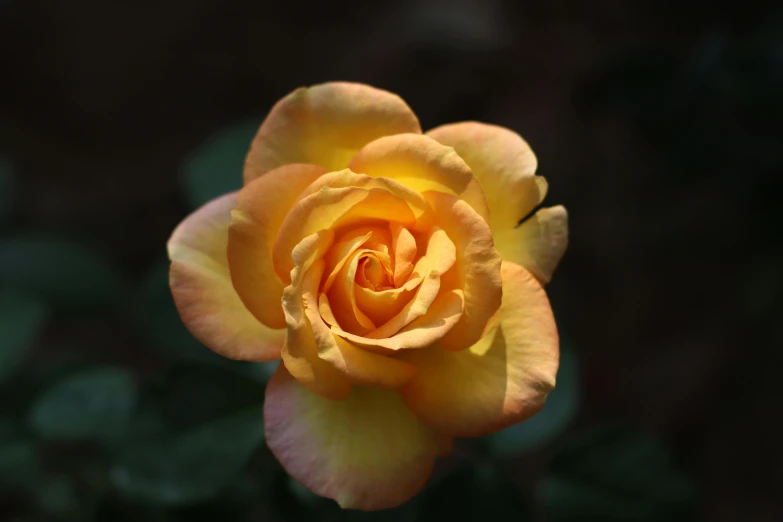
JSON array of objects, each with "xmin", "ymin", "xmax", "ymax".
[
  {"xmin": 180, "ymin": 121, "xmax": 259, "ymax": 209},
  {"xmin": 111, "ymin": 408, "xmax": 264, "ymax": 505},
  {"xmin": 0, "ymin": 292, "xmax": 48, "ymax": 383},
  {"xmin": 0, "ymin": 235, "xmax": 124, "ymax": 311},
  {"xmin": 540, "ymin": 427, "xmax": 697, "ymax": 522},
  {"xmin": 28, "ymin": 367, "xmax": 137, "ymax": 442}
]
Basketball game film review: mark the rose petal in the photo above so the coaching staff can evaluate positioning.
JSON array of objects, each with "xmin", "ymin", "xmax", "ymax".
[
  {"xmin": 354, "ymin": 275, "xmax": 422, "ymax": 326},
  {"xmin": 167, "ymin": 193, "xmax": 286, "ymax": 361},
  {"xmin": 300, "ymin": 259, "xmax": 418, "ymax": 388},
  {"xmin": 333, "ymin": 289, "xmax": 465, "ymax": 352},
  {"xmin": 265, "ymin": 364, "xmax": 451, "ymax": 511},
  {"xmin": 503, "ymin": 205, "xmax": 569, "ymax": 284},
  {"xmin": 349, "ymin": 133, "xmax": 490, "ymax": 223},
  {"xmin": 280, "ymin": 231, "xmax": 353, "ymax": 400},
  {"xmin": 426, "ymin": 122, "xmax": 568, "ymax": 283},
  {"xmin": 398, "ymin": 261, "xmax": 559, "ymax": 437},
  {"xmin": 390, "ymin": 223, "xmax": 417, "ymax": 287},
  {"xmin": 361, "ymin": 227, "xmax": 456, "ymax": 340},
  {"xmin": 245, "ymin": 82, "xmax": 421, "ymax": 182},
  {"xmin": 424, "ymin": 191, "xmax": 503, "ymax": 351},
  {"xmin": 326, "ymin": 248, "xmax": 378, "ymax": 335},
  {"xmin": 273, "ymin": 170, "xmax": 433, "ymax": 283},
  {"xmin": 227, "ymin": 163, "xmax": 326, "ymax": 328}
]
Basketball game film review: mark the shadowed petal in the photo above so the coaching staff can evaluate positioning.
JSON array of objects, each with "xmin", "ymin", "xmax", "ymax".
[{"xmin": 398, "ymin": 261, "xmax": 559, "ymax": 437}]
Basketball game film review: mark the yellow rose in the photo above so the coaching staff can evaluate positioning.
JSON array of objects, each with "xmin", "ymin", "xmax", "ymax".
[{"xmin": 168, "ymin": 82, "xmax": 568, "ymax": 511}]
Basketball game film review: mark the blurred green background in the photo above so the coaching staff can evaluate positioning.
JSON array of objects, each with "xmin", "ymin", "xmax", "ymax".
[{"xmin": 1, "ymin": 1, "xmax": 781, "ymax": 521}]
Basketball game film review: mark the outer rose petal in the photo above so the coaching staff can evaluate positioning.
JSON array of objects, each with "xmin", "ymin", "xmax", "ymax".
[
  {"xmin": 264, "ymin": 364, "xmax": 451, "ymax": 511},
  {"xmin": 228, "ymin": 163, "xmax": 327, "ymax": 328},
  {"xmin": 398, "ymin": 261, "xmax": 559, "ymax": 437},
  {"xmin": 167, "ymin": 193, "xmax": 285, "ymax": 361},
  {"xmin": 245, "ymin": 82, "xmax": 421, "ymax": 182},
  {"xmin": 426, "ymin": 122, "xmax": 568, "ymax": 283},
  {"xmin": 349, "ymin": 133, "xmax": 491, "ymax": 224},
  {"xmin": 505, "ymin": 205, "xmax": 569, "ymax": 284}
]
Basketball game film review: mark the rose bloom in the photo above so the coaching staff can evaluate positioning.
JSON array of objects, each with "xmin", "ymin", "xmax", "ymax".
[{"xmin": 168, "ymin": 82, "xmax": 567, "ymax": 511}]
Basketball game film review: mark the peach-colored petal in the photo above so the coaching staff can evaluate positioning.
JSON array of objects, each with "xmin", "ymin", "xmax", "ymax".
[
  {"xmin": 296, "ymin": 170, "xmax": 435, "ymax": 231},
  {"xmin": 354, "ymin": 276, "xmax": 421, "ymax": 326},
  {"xmin": 398, "ymin": 261, "xmax": 559, "ymax": 437},
  {"xmin": 349, "ymin": 133, "xmax": 491, "ymax": 223},
  {"xmin": 424, "ymin": 191, "xmax": 503, "ymax": 351},
  {"xmin": 504, "ymin": 205, "xmax": 569, "ymax": 284},
  {"xmin": 272, "ymin": 171, "xmax": 433, "ymax": 283},
  {"xmin": 264, "ymin": 364, "xmax": 451, "ymax": 510},
  {"xmin": 245, "ymin": 82, "xmax": 421, "ymax": 182},
  {"xmin": 300, "ymin": 259, "xmax": 418, "ymax": 389},
  {"xmin": 280, "ymin": 231, "xmax": 352, "ymax": 400},
  {"xmin": 322, "ymin": 230, "xmax": 373, "ymax": 293},
  {"xmin": 390, "ymin": 223, "xmax": 417, "ymax": 286},
  {"xmin": 333, "ymin": 289, "xmax": 464, "ymax": 353},
  {"xmin": 326, "ymin": 249, "xmax": 378, "ymax": 335},
  {"xmin": 362, "ymin": 227, "xmax": 456, "ymax": 340},
  {"xmin": 167, "ymin": 193, "xmax": 286, "ymax": 361},
  {"xmin": 427, "ymin": 122, "xmax": 568, "ymax": 283},
  {"xmin": 227, "ymin": 163, "xmax": 326, "ymax": 329}
]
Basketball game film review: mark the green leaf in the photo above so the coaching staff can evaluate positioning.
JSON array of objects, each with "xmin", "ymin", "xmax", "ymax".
[
  {"xmin": 485, "ymin": 347, "xmax": 580, "ymax": 456},
  {"xmin": 0, "ymin": 292, "xmax": 48, "ymax": 383},
  {"xmin": 0, "ymin": 419, "xmax": 41, "ymax": 488},
  {"xmin": 110, "ymin": 408, "xmax": 264, "ymax": 505},
  {"xmin": 539, "ymin": 427, "xmax": 697, "ymax": 522},
  {"xmin": 28, "ymin": 367, "xmax": 137, "ymax": 441},
  {"xmin": 180, "ymin": 121, "xmax": 259, "ymax": 208},
  {"xmin": 0, "ymin": 235, "xmax": 124, "ymax": 310}
]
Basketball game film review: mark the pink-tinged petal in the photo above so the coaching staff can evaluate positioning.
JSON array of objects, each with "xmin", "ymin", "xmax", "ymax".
[
  {"xmin": 398, "ymin": 261, "xmax": 559, "ymax": 437},
  {"xmin": 167, "ymin": 193, "xmax": 285, "ymax": 361},
  {"xmin": 427, "ymin": 122, "xmax": 568, "ymax": 283},
  {"xmin": 424, "ymin": 191, "xmax": 503, "ymax": 351},
  {"xmin": 349, "ymin": 133, "xmax": 491, "ymax": 223},
  {"xmin": 228, "ymin": 163, "xmax": 327, "ymax": 329},
  {"xmin": 245, "ymin": 82, "xmax": 421, "ymax": 182},
  {"xmin": 264, "ymin": 364, "xmax": 451, "ymax": 511},
  {"xmin": 280, "ymin": 231, "xmax": 353, "ymax": 400}
]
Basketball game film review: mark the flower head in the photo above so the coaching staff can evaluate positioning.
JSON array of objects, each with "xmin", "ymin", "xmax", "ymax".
[{"xmin": 168, "ymin": 82, "xmax": 568, "ymax": 510}]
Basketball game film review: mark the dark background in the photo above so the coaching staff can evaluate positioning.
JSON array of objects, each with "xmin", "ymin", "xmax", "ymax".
[{"xmin": 1, "ymin": 1, "xmax": 781, "ymax": 521}]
